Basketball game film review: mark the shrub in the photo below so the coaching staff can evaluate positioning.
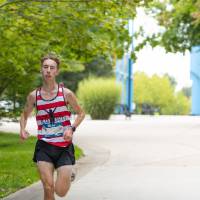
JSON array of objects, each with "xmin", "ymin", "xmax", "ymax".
[
  {"xmin": 161, "ymin": 91, "xmax": 191, "ymax": 115},
  {"xmin": 77, "ymin": 77, "xmax": 121, "ymax": 119},
  {"xmin": 134, "ymin": 72, "xmax": 191, "ymax": 115}
]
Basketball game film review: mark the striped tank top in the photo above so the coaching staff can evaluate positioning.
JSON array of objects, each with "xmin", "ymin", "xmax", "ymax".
[{"xmin": 36, "ymin": 84, "xmax": 72, "ymax": 147}]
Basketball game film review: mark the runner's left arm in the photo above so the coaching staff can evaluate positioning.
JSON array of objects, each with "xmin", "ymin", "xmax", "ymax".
[
  {"xmin": 63, "ymin": 89, "xmax": 85, "ymax": 141},
  {"xmin": 65, "ymin": 90, "xmax": 85, "ymax": 129}
]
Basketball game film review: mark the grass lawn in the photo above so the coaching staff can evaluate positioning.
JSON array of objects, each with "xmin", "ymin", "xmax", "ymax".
[{"xmin": 0, "ymin": 132, "xmax": 83, "ymax": 199}]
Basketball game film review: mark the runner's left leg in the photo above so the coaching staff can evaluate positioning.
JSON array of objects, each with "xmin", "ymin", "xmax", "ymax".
[{"xmin": 55, "ymin": 165, "xmax": 72, "ymax": 197}]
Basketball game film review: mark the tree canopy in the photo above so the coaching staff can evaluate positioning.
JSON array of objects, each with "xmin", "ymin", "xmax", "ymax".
[
  {"xmin": 134, "ymin": 72, "xmax": 190, "ymax": 115},
  {"xmin": 136, "ymin": 0, "xmax": 200, "ymax": 53},
  {"xmin": 0, "ymin": 0, "xmax": 152, "ymax": 101}
]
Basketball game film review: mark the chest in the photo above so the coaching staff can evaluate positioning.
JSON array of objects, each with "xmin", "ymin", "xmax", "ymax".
[{"xmin": 40, "ymin": 90, "xmax": 58, "ymax": 100}]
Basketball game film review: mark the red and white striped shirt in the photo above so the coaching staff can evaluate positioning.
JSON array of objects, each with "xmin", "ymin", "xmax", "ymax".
[{"xmin": 36, "ymin": 84, "xmax": 72, "ymax": 147}]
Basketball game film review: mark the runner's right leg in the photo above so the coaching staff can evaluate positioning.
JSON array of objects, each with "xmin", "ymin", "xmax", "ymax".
[{"xmin": 37, "ymin": 161, "xmax": 55, "ymax": 200}]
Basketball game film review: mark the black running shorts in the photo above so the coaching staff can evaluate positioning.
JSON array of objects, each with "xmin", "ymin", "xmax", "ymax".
[{"xmin": 33, "ymin": 140, "xmax": 75, "ymax": 168}]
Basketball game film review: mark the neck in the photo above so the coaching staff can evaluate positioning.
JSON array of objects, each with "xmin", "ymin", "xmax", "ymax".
[{"xmin": 42, "ymin": 81, "xmax": 58, "ymax": 92}]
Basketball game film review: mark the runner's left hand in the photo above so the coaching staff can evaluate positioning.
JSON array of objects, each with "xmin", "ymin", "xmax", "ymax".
[{"xmin": 63, "ymin": 128, "xmax": 73, "ymax": 141}]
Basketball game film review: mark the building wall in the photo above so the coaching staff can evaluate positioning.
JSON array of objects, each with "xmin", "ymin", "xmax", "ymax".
[{"xmin": 190, "ymin": 46, "xmax": 200, "ymax": 115}]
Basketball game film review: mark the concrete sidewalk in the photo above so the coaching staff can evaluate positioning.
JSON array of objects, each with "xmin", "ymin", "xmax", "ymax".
[
  {"xmin": 2, "ymin": 115, "xmax": 200, "ymax": 200},
  {"xmin": 3, "ymin": 143, "xmax": 109, "ymax": 200},
  {"xmin": 1, "ymin": 116, "xmax": 110, "ymax": 200}
]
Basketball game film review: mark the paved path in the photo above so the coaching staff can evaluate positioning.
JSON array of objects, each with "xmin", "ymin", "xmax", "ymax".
[{"xmin": 2, "ymin": 115, "xmax": 200, "ymax": 200}]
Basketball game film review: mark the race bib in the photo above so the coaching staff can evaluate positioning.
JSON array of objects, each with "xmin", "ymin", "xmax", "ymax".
[{"xmin": 41, "ymin": 122, "xmax": 64, "ymax": 138}]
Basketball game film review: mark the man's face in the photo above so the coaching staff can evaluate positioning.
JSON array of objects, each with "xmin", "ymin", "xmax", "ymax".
[{"xmin": 41, "ymin": 59, "xmax": 59, "ymax": 81}]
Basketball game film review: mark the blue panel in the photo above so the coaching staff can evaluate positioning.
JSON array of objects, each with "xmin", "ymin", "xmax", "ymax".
[
  {"xmin": 115, "ymin": 20, "xmax": 134, "ymax": 114},
  {"xmin": 191, "ymin": 74, "xmax": 200, "ymax": 115},
  {"xmin": 191, "ymin": 46, "xmax": 200, "ymax": 80},
  {"xmin": 190, "ymin": 46, "xmax": 200, "ymax": 115}
]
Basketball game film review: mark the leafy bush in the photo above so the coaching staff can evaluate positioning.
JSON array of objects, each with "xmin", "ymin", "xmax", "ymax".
[
  {"xmin": 161, "ymin": 91, "xmax": 191, "ymax": 115},
  {"xmin": 77, "ymin": 78, "xmax": 121, "ymax": 119},
  {"xmin": 134, "ymin": 72, "xmax": 191, "ymax": 115}
]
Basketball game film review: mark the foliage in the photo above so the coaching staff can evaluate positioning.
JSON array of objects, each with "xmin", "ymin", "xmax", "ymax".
[
  {"xmin": 0, "ymin": 132, "xmax": 83, "ymax": 198},
  {"xmin": 0, "ymin": 0, "xmax": 155, "ymax": 115},
  {"xmin": 137, "ymin": 0, "xmax": 200, "ymax": 53},
  {"xmin": 161, "ymin": 91, "xmax": 191, "ymax": 115},
  {"xmin": 77, "ymin": 77, "xmax": 121, "ymax": 119},
  {"xmin": 57, "ymin": 56, "xmax": 114, "ymax": 92},
  {"xmin": 134, "ymin": 72, "xmax": 190, "ymax": 115},
  {"xmin": 0, "ymin": 0, "xmax": 152, "ymax": 98},
  {"xmin": 134, "ymin": 72, "xmax": 174, "ymax": 108},
  {"xmin": 175, "ymin": 91, "xmax": 191, "ymax": 115},
  {"xmin": 164, "ymin": 73, "xmax": 177, "ymax": 87},
  {"xmin": 181, "ymin": 86, "xmax": 192, "ymax": 98}
]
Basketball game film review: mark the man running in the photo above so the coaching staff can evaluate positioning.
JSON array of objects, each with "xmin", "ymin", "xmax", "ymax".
[{"xmin": 20, "ymin": 53, "xmax": 85, "ymax": 200}]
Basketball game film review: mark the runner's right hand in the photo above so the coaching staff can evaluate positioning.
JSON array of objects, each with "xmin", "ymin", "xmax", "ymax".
[{"xmin": 20, "ymin": 130, "xmax": 30, "ymax": 140}]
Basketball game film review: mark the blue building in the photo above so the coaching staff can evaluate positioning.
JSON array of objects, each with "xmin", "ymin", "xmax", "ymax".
[{"xmin": 190, "ymin": 46, "xmax": 200, "ymax": 115}]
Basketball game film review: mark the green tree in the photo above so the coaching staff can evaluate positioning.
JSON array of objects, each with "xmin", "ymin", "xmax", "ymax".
[
  {"xmin": 181, "ymin": 86, "xmax": 192, "ymax": 98},
  {"xmin": 57, "ymin": 56, "xmax": 114, "ymax": 92},
  {"xmin": 0, "ymin": 0, "xmax": 151, "ymax": 97},
  {"xmin": 137, "ymin": 0, "xmax": 200, "ymax": 53},
  {"xmin": 150, "ymin": 74, "xmax": 174, "ymax": 109},
  {"xmin": 0, "ymin": 0, "xmax": 154, "ymax": 114},
  {"xmin": 134, "ymin": 72, "xmax": 190, "ymax": 115},
  {"xmin": 164, "ymin": 73, "xmax": 177, "ymax": 87},
  {"xmin": 134, "ymin": 72, "xmax": 174, "ymax": 113},
  {"xmin": 134, "ymin": 72, "xmax": 152, "ymax": 105},
  {"xmin": 161, "ymin": 91, "xmax": 191, "ymax": 115}
]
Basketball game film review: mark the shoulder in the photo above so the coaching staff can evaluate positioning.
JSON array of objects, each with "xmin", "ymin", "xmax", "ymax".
[
  {"xmin": 63, "ymin": 87, "xmax": 74, "ymax": 97},
  {"xmin": 27, "ymin": 89, "xmax": 37, "ymax": 104},
  {"xmin": 62, "ymin": 87, "xmax": 77, "ymax": 103}
]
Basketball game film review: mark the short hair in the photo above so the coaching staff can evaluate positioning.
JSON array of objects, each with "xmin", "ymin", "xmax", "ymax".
[{"xmin": 41, "ymin": 53, "xmax": 60, "ymax": 68}]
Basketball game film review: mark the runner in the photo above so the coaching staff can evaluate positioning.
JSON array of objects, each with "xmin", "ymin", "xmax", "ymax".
[{"xmin": 19, "ymin": 53, "xmax": 85, "ymax": 200}]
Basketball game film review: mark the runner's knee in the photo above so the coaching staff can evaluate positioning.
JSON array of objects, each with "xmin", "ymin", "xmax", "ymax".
[
  {"xmin": 55, "ymin": 189, "xmax": 68, "ymax": 197},
  {"xmin": 55, "ymin": 184, "xmax": 70, "ymax": 197}
]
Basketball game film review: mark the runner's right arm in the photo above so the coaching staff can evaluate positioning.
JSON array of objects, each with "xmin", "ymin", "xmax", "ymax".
[{"xmin": 20, "ymin": 91, "xmax": 36, "ymax": 140}]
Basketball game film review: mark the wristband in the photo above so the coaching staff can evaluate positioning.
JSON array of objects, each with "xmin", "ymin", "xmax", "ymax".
[{"xmin": 70, "ymin": 125, "xmax": 76, "ymax": 132}]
